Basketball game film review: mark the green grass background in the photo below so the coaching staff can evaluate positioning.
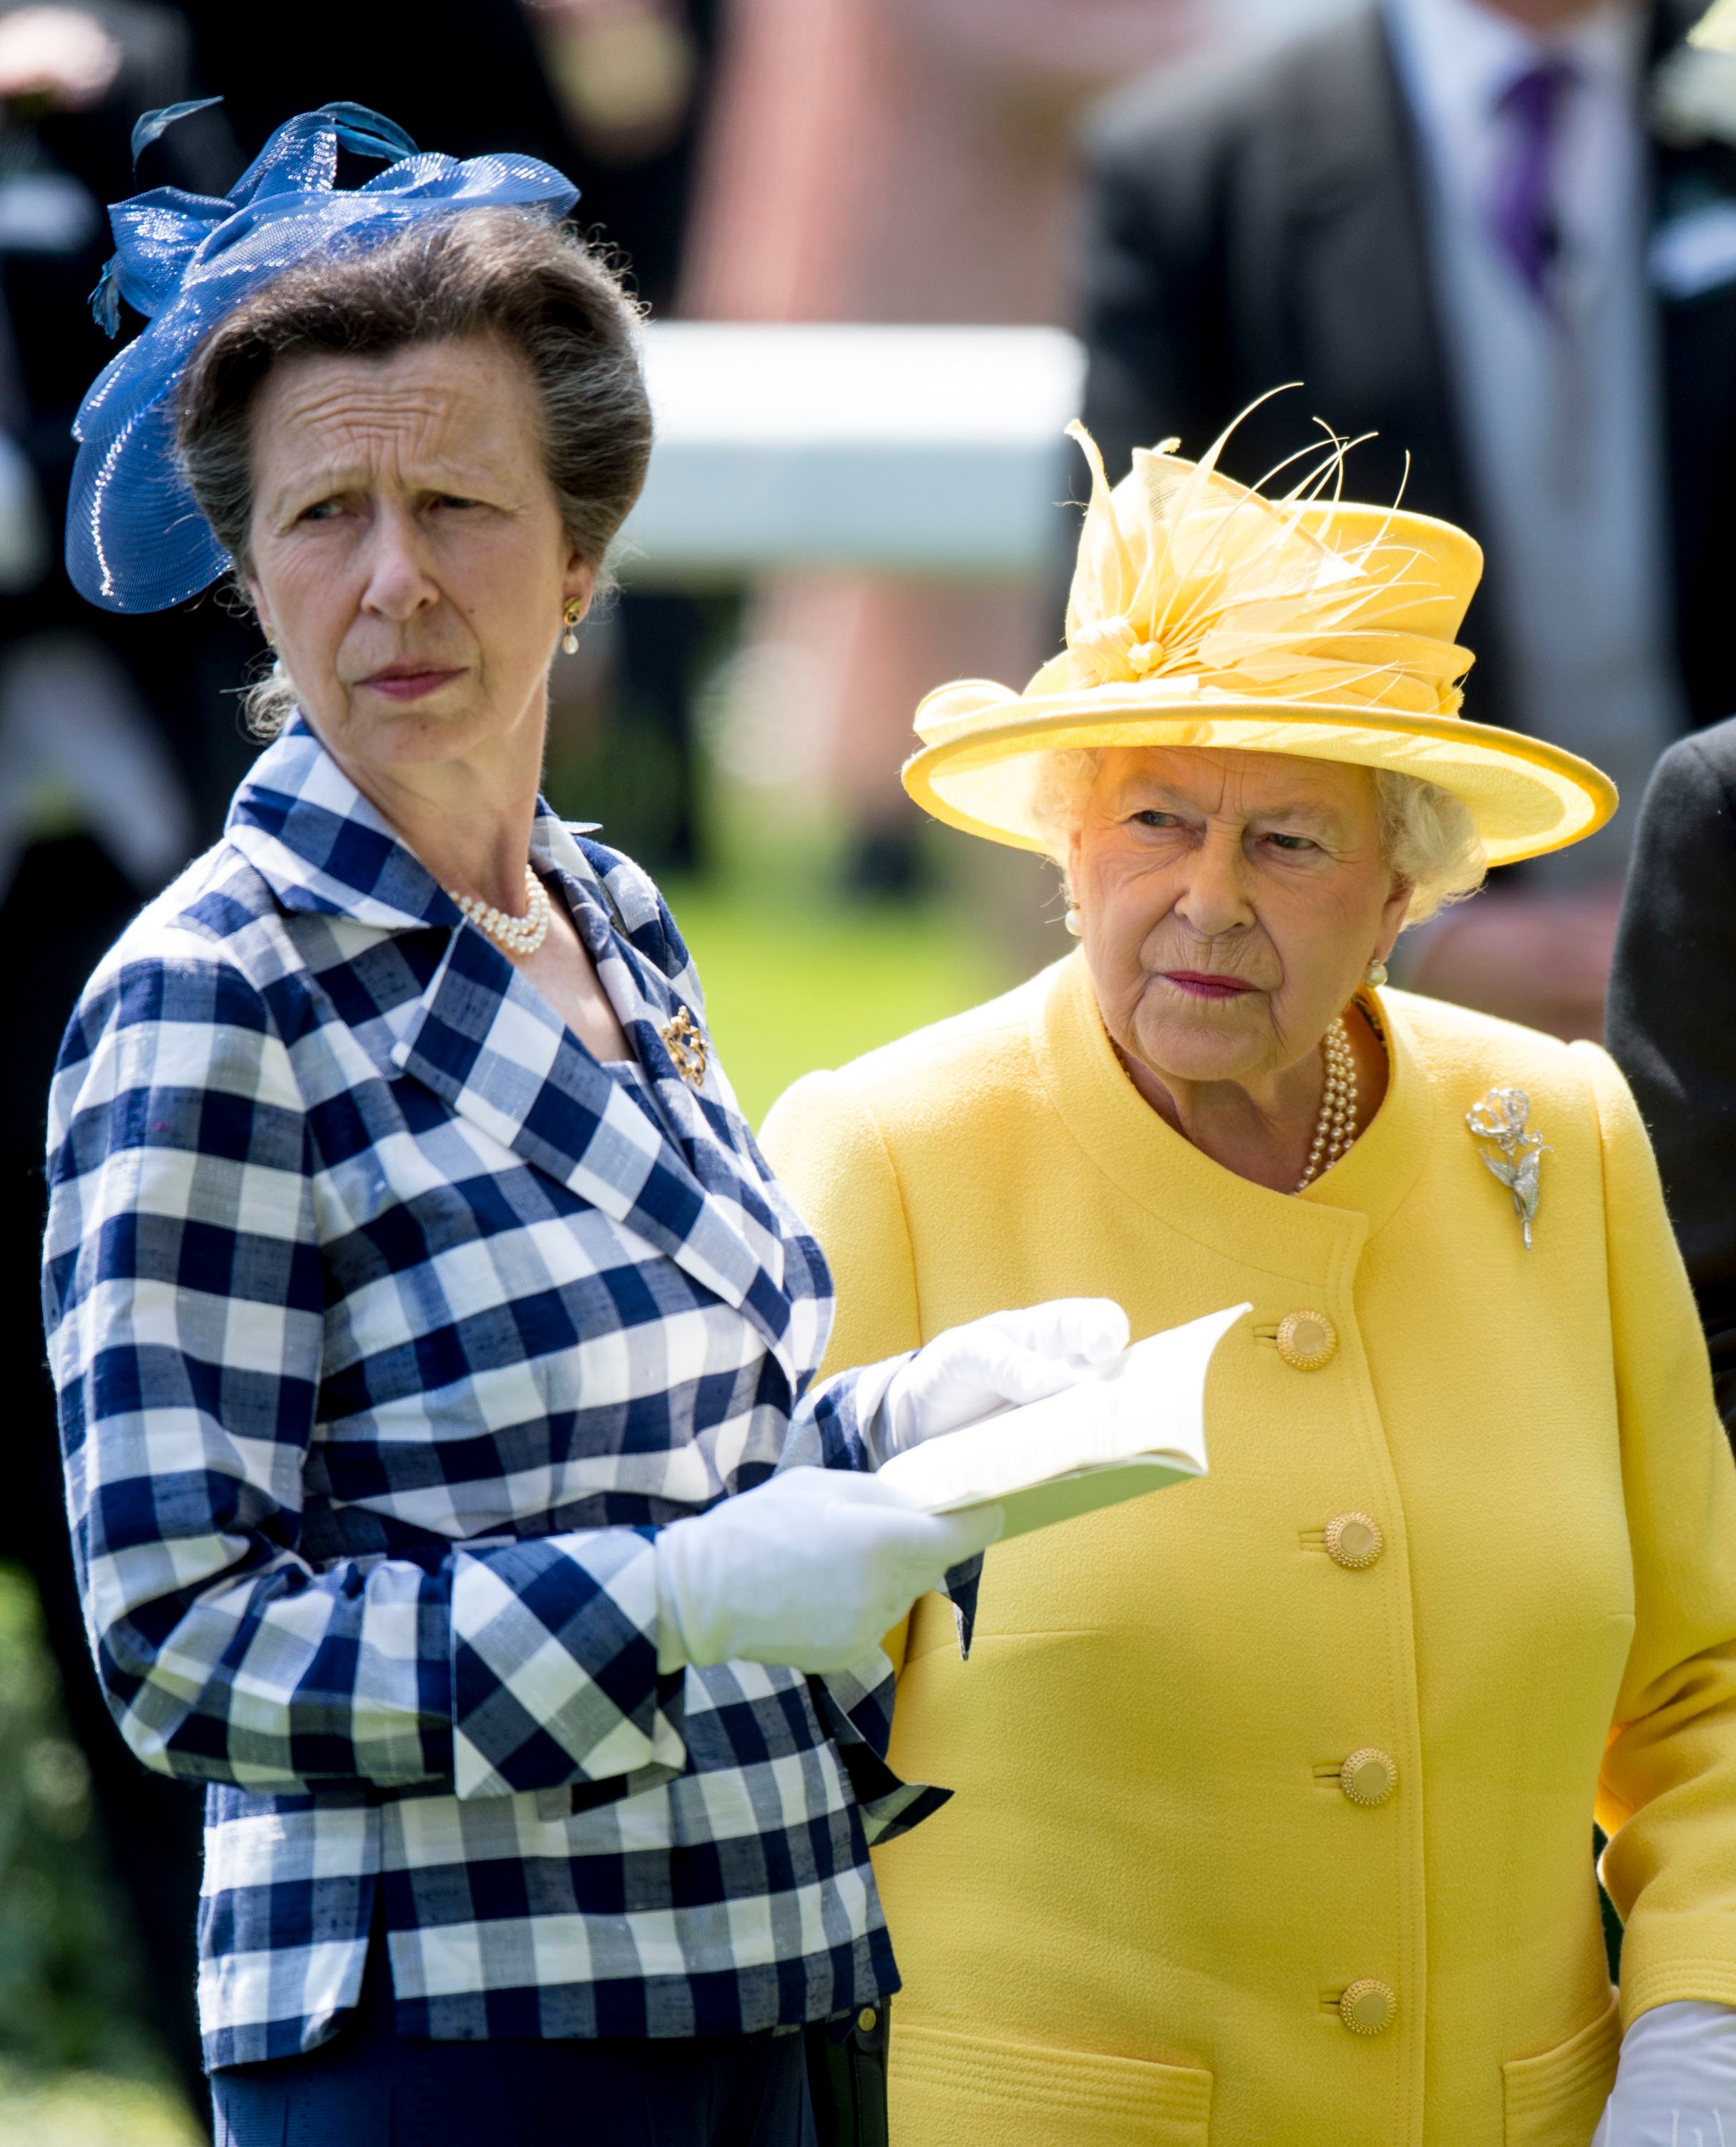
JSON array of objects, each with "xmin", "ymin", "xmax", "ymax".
[{"xmin": 667, "ymin": 877, "xmax": 1001, "ymax": 1124}]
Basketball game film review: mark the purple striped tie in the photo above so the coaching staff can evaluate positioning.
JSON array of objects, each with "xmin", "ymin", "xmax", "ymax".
[{"xmin": 1488, "ymin": 59, "xmax": 1574, "ymax": 302}]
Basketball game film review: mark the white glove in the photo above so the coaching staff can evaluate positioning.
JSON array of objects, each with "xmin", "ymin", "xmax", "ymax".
[
  {"xmin": 1592, "ymin": 2001, "xmax": 1736, "ymax": 2146},
  {"xmin": 877, "ymin": 1298, "xmax": 1131, "ymax": 1460},
  {"xmin": 654, "ymin": 1466, "xmax": 1003, "ymax": 1675}
]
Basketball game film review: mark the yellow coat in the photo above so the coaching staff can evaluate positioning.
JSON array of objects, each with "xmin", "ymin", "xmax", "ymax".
[{"xmin": 760, "ymin": 955, "xmax": 1736, "ymax": 2147}]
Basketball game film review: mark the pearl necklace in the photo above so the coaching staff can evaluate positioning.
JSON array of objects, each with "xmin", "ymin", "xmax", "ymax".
[
  {"xmin": 1295, "ymin": 1016, "xmax": 1357, "ymax": 1192},
  {"xmin": 449, "ymin": 866, "xmax": 551, "ymax": 958}
]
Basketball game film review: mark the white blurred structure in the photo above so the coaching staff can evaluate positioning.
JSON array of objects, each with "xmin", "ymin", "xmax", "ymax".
[
  {"xmin": 651, "ymin": 0, "xmax": 1355, "ymax": 875},
  {"xmin": 615, "ymin": 321, "xmax": 1088, "ymax": 581},
  {"xmin": 1210, "ymin": 0, "xmax": 1357, "ymax": 39}
]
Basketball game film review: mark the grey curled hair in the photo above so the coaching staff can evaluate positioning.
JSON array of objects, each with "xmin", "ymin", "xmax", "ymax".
[{"xmin": 1029, "ymin": 747, "xmax": 1487, "ymax": 928}]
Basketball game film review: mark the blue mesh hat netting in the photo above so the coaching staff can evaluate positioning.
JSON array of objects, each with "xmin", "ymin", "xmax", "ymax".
[{"xmin": 67, "ymin": 101, "xmax": 580, "ymax": 613}]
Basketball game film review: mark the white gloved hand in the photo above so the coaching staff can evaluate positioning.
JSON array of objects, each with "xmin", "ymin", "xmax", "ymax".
[
  {"xmin": 878, "ymin": 1298, "xmax": 1131, "ymax": 1459},
  {"xmin": 1591, "ymin": 2001, "xmax": 1736, "ymax": 2146},
  {"xmin": 654, "ymin": 1466, "xmax": 1004, "ymax": 1675}
]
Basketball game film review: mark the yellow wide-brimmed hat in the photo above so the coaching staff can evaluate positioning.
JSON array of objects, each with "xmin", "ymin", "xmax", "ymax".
[{"xmin": 902, "ymin": 414, "xmax": 1617, "ymax": 867}]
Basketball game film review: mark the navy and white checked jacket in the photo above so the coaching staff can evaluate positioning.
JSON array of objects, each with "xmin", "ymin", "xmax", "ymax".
[{"xmin": 43, "ymin": 721, "xmax": 935, "ymax": 2069}]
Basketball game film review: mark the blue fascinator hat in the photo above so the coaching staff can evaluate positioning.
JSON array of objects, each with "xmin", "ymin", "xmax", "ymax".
[{"xmin": 69, "ymin": 101, "xmax": 580, "ymax": 613}]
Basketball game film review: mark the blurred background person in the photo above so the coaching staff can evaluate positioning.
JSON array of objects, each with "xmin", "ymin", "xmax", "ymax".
[
  {"xmin": 177, "ymin": 0, "xmax": 723, "ymax": 876},
  {"xmin": 519, "ymin": 0, "xmax": 723, "ymax": 877},
  {"xmin": 683, "ymin": 0, "xmax": 1198, "ymax": 898},
  {"xmin": 0, "ymin": 4, "xmax": 253, "ymax": 2118},
  {"xmin": 1606, "ymin": 717, "xmax": 1736, "ymax": 1443},
  {"xmin": 1078, "ymin": 0, "xmax": 1736, "ymax": 1036},
  {"xmin": 1601, "ymin": 0, "xmax": 1736, "ymax": 1447}
]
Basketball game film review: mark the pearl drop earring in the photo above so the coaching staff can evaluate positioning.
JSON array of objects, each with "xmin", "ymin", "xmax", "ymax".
[
  {"xmin": 1365, "ymin": 957, "xmax": 1389, "ymax": 989},
  {"xmin": 561, "ymin": 598, "xmax": 583, "ymax": 656},
  {"xmin": 1065, "ymin": 907, "xmax": 1083, "ymax": 938}
]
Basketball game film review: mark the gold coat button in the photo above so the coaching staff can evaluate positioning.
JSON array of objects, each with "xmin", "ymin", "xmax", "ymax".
[
  {"xmin": 857, "ymin": 2008, "xmax": 878, "ymax": 2034},
  {"xmin": 1275, "ymin": 1309, "xmax": 1337, "ymax": 1371},
  {"xmin": 1325, "ymin": 1512, "xmax": 1383, "ymax": 1569},
  {"xmin": 1340, "ymin": 1979, "xmax": 1396, "ymax": 2035},
  {"xmin": 1340, "ymin": 1748, "xmax": 1398, "ymax": 1806}
]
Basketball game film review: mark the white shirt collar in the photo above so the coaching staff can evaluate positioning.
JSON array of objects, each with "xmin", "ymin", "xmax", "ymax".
[
  {"xmin": 1386, "ymin": 0, "xmax": 1647, "ymax": 223},
  {"xmin": 1390, "ymin": 0, "xmax": 1648, "ymax": 258}
]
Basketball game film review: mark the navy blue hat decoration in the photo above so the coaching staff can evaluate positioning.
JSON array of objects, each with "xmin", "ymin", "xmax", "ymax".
[{"xmin": 68, "ymin": 102, "xmax": 580, "ymax": 614}]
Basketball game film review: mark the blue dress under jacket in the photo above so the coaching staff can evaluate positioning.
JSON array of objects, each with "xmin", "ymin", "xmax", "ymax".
[{"xmin": 42, "ymin": 719, "xmax": 932, "ymax": 2070}]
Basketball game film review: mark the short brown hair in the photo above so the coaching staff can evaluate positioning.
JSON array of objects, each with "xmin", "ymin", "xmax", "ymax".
[{"xmin": 177, "ymin": 205, "xmax": 650, "ymax": 588}]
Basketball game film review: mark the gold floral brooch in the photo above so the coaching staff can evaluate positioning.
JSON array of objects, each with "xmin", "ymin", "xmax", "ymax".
[{"xmin": 660, "ymin": 1006, "xmax": 708, "ymax": 1089}]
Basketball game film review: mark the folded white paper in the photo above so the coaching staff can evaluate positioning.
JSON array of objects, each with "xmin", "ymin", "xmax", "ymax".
[{"xmin": 877, "ymin": 1303, "xmax": 1249, "ymax": 1540}]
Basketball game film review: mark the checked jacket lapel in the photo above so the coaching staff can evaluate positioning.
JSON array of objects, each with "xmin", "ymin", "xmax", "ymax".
[
  {"xmin": 389, "ymin": 920, "xmax": 804, "ymax": 1375},
  {"xmin": 543, "ymin": 827, "xmax": 806, "ymax": 1273},
  {"xmin": 227, "ymin": 723, "xmax": 815, "ymax": 1387}
]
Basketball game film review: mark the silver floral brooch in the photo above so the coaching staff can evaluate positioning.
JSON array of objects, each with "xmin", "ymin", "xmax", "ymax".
[{"xmin": 1466, "ymin": 1087, "xmax": 1549, "ymax": 1250}]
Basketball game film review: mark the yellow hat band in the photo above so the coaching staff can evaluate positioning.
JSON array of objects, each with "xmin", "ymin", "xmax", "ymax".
[{"xmin": 904, "ymin": 696, "xmax": 1616, "ymax": 870}]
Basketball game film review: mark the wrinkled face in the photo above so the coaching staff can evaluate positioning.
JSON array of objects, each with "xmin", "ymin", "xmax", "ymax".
[
  {"xmin": 1068, "ymin": 746, "xmax": 1410, "ymax": 1088},
  {"xmin": 244, "ymin": 334, "xmax": 592, "ymax": 780}
]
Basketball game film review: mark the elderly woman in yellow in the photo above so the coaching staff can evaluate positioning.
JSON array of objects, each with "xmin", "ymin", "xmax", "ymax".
[{"xmin": 760, "ymin": 421, "xmax": 1736, "ymax": 2147}]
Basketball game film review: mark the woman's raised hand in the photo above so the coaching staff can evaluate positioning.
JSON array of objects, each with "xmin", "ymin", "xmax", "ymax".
[
  {"xmin": 879, "ymin": 1298, "xmax": 1131, "ymax": 1458},
  {"xmin": 653, "ymin": 1300, "xmax": 1128, "ymax": 1675}
]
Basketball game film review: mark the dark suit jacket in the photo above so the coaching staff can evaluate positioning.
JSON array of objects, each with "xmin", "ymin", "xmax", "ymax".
[
  {"xmin": 1078, "ymin": 1, "xmax": 1736, "ymax": 739},
  {"xmin": 179, "ymin": 0, "xmax": 721, "ymax": 314},
  {"xmin": 0, "ymin": 1, "xmax": 259, "ymax": 849},
  {"xmin": 1606, "ymin": 721, "xmax": 1736, "ymax": 1433}
]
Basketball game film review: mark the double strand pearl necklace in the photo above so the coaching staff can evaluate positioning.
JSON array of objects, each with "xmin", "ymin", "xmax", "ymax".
[
  {"xmin": 1294, "ymin": 1016, "xmax": 1357, "ymax": 1192},
  {"xmin": 449, "ymin": 866, "xmax": 551, "ymax": 958}
]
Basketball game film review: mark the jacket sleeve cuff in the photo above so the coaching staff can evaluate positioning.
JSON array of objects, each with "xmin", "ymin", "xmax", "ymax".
[
  {"xmin": 1618, "ymin": 1915, "xmax": 1736, "ymax": 2028},
  {"xmin": 811, "ymin": 1650, "xmax": 954, "ymax": 1848},
  {"xmin": 782, "ymin": 1353, "xmax": 915, "ymax": 1474},
  {"xmin": 449, "ymin": 1529, "xmax": 686, "ymax": 1798}
]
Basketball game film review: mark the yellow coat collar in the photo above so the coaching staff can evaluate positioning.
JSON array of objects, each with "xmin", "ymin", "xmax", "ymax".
[{"xmin": 1030, "ymin": 952, "xmax": 1435, "ymax": 1270}]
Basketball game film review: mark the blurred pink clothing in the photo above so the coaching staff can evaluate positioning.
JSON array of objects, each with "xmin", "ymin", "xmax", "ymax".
[{"xmin": 684, "ymin": 0, "xmax": 1195, "ymax": 838}]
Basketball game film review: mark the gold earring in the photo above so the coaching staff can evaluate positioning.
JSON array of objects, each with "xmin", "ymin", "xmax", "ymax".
[
  {"xmin": 1365, "ymin": 957, "xmax": 1388, "ymax": 989},
  {"xmin": 561, "ymin": 598, "xmax": 583, "ymax": 656}
]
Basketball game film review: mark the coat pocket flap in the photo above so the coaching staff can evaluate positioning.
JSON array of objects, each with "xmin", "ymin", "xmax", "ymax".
[
  {"xmin": 1503, "ymin": 1987, "xmax": 1620, "ymax": 2145},
  {"xmin": 892, "ymin": 2021, "xmax": 1211, "ymax": 2147}
]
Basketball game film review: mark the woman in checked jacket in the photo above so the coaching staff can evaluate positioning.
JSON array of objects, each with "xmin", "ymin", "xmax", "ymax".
[{"xmin": 42, "ymin": 106, "xmax": 1118, "ymax": 2147}]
